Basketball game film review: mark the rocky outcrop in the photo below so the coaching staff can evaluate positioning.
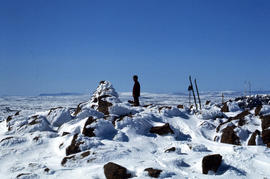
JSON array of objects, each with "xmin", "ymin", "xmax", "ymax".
[
  {"xmin": 103, "ymin": 162, "xmax": 131, "ymax": 179},
  {"xmin": 144, "ymin": 168, "xmax": 162, "ymax": 178},
  {"xmin": 150, "ymin": 123, "xmax": 174, "ymax": 135},
  {"xmin": 202, "ymin": 154, "xmax": 222, "ymax": 174},
  {"xmin": 165, "ymin": 147, "xmax": 176, "ymax": 153}
]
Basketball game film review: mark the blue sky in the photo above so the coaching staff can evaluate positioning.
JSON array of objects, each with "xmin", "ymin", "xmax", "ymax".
[{"xmin": 0, "ymin": 0, "xmax": 270, "ymax": 95}]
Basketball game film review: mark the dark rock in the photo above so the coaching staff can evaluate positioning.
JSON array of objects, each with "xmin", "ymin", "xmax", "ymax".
[
  {"xmin": 103, "ymin": 162, "xmax": 131, "ymax": 179},
  {"xmin": 158, "ymin": 106, "xmax": 172, "ymax": 112},
  {"xmin": 143, "ymin": 104, "xmax": 153, "ymax": 108},
  {"xmin": 248, "ymin": 130, "xmax": 260, "ymax": 146},
  {"xmin": 6, "ymin": 115, "xmax": 12, "ymax": 123},
  {"xmin": 112, "ymin": 113, "xmax": 132, "ymax": 126},
  {"xmin": 81, "ymin": 151, "xmax": 91, "ymax": 158},
  {"xmin": 177, "ymin": 104, "xmax": 184, "ymax": 109},
  {"xmin": 144, "ymin": 168, "xmax": 162, "ymax": 178},
  {"xmin": 150, "ymin": 123, "xmax": 174, "ymax": 135},
  {"xmin": 61, "ymin": 155, "xmax": 75, "ymax": 166},
  {"xmin": 255, "ymin": 105, "xmax": 263, "ymax": 116},
  {"xmin": 48, "ymin": 107, "xmax": 63, "ymax": 115},
  {"xmin": 165, "ymin": 147, "xmax": 176, "ymax": 153},
  {"xmin": 16, "ymin": 173, "xmax": 32, "ymax": 178},
  {"xmin": 62, "ymin": 132, "xmax": 70, "ymax": 136},
  {"xmin": 33, "ymin": 136, "xmax": 40, "ymax": 142},
  {"xmin": 0, "ymin": 136, "xmax": 13, "ymax": 143},
  {"xmin": 44, "ymin": 168, "xmax": 50, "ymax": 172},
  {"xmin": 202, "ymin": 154, "xmax": 222, "ymax": 174},
  {"xmin": 220, "ymin": 125, "xmax": 240, "ymax": 145},
  {"xmin": 74, "ymin": 102, "xmax": 84, "ymax": 116},
  {"xmin": 15, "ymin": 111, "xmax": 20, "ymax": 116},
  {"xmin": 262, "ymin": 129, "xmax": 270, "ymax": 145},
  {"xmin": 97, "ymin": 96, "xmax": 113, "ymax": 115},
  {"xmin": 261, "ymin": 115, "xmax": 270, "ymax": 130},
  {"xmin": 66, "ymin": 134, "xmax": 83, "ymax": 156},
  {"xmin": 205, "ymin": 100, "xmax": 211, "ymax": 105},
  {"xmin": 82, "ymin": 117, "xmax": 96, "ymax": 137},
  {"xmin": 233, "ymin": 110, "xmax": 250, "ymax": 120},
  {"xmin": 221, "ymin": 103, "xmax": 229, "ymax": 112}
]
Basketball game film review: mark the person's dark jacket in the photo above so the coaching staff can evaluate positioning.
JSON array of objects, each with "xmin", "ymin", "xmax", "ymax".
[{"xmin": 133, "ymin": 81, "xmax": 140, "ymax": 97}]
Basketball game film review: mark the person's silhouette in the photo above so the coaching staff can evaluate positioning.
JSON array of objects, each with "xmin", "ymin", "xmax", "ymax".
[{"xmin": 132, "ymin": 75, "xmax": 140, "ymax": 106}]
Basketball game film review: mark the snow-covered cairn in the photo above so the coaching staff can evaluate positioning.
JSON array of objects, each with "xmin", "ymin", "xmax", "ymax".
[{"xmin": 88, "ymin": 80, "xmax": 121, "ymax": 115}]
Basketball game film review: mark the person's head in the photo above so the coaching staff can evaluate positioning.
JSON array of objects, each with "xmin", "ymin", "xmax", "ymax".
[{"xmin": 133, "ymin": 75, "xmax": 138, "ymax": 82}]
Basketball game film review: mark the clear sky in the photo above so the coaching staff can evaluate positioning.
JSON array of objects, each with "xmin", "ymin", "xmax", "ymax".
[{"xmin": 0, "ymin": 0, "xmax": 270, "ymax": 96}]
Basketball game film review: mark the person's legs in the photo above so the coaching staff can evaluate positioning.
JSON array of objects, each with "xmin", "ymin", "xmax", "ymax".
[{"xmin": 133, "ymin": 96, "xmax": 140, "ymax": 106}]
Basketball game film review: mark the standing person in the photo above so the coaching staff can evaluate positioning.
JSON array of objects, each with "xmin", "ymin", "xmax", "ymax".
[{"xmin": 133, "ymin": 75, "xmax": 140, "ymax": 106}]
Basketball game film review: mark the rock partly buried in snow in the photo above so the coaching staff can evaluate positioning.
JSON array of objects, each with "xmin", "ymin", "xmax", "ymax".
[
  {"xmin": 221, "ymin": 103, "xmax": 229, "ymax": 112},
  {"xmin": 248, "ymin": 130, "xmax": 261, "ymax": 146},
  {"xmin": 16, "ymin": 173, "xmax": 39, "ymax": 179},
  {"xmin": 202, "ymin": 154, "xmax": 222, "ymax": 174},
  {"xmin": 262, "ymin": 129, "xmax": 270, "ymax": 146},
  {"xmin": 165, "ymin": 147, "xmax": 176, "ymax": 153},
  {"xmin": 150, "ymin": 123, "xmax": 174, "ymax": 135},
  {"xmin": 103, "ymin": 162, "xmax": 131, "ymax": 179},
  {"xmin": 255, "ymin": 105, "xmax": 263, "ymax": 116},
  {"xmin": 66, "ymin": 134, "xmax": 83, "ymax": 156},
  {"xmin": 89, "ymin": 81, "xmax": 121, "ymax": 115},
  {"xmin": 220, "ymin": 125, "xmax": 240, "ymax": 145},
  {"xmin": 82, "ymin": 117, "xmax": 96, "ymax": 137},
  {"xmin": 144, "ymin": 168, "xmax": 162, "ymax": 178},
  {"xmin": 261, "ymin": 115, "xmax": 270, "ymax": 131},
  {"xmin": 47, "ymin": 107, "xmax": 72, "ymax": 127}
]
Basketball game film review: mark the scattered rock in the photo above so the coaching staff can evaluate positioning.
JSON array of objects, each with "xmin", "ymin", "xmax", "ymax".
[
  {"xmin": 262, "ymin": 129, "xmax": 270, "ymax": 145},
  {"xmin": 144, "ymin": 168, "xmax": 162, "ymax": 178},
  {"xmin": 233, "ymin": 110, "xmax": 250, "ymax": 120},
  {"xmin": 165, "ymin": 147, "xmax": 176, "ymax": 153},
  {"xmin": 221, "ymin": 103, "xmax": 229, "ymax": 112},
  {"xmin": 81, "ymin": 151, "xmax": 91, "ymax": 158},
  {"xmin": 205, "ymin": 100, "xmax": 211, "ymax": 105},
  {"xmin": 177, "ymin": 104, "xmax": 184, "ymax": 109},
  {"xmin": 103, "ymin": 162, "xmax": 131, "ymax": 179},
  {"xmin": 261, "ymin": 115, "xmax": 270, "ymax": 130},
  {"xmin": 158, "ymin": 106, "xmax": 172, "ymax": 113},
  {"xmin": 33, "ymin": 136, "xmax": 40, "ymax": 142},
  {"xmin": 6, "ymin": 115, "xmax": 12, "ymax": 123},
  {"xmin": 248, "ymin": 130, "xmax": 260, "ymax": 146},
  {"xmin": 150, "ymin": 123, "xmax": 174, "ymax": 135},
  {"xmin": 44, "ymin": 168, "xmax": 50, "ymax": 172},
  {"xmin": 220, "ymin": 125, "xmax": 240, "ymax": 145},
  {"xmin": 202, "ymin": 154, "xmax": 222, "ymax": 174},
  {"xmin": 82, "ymin": 117, "xmax": 96, "ymax": 137}
]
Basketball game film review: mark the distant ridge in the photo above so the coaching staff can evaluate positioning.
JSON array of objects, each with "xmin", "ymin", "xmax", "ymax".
[{"xmin": 39, "ymin": 92, "xmax": 83, "ymax": 96}]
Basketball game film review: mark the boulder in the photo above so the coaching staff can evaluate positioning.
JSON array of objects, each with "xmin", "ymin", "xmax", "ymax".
[
  {"xmin": 248, "ymin": 130, "xmax": 260, "ymax": 146},
  {"xmin": 150, "ymin": 123, "xmax": 174, "ymax": 135},
  {"xmin": 202, "ymin": 154, "xmax": 222, "ymax": 174},
  {"xmin": 261, "ymin": 115, "xmax": 270, "ymax": 130},
  {"xmin": 103, "ymin": 162, "xmax": 131, "ymax": 179},
  {"xmin": 262, "ymin": 129, "xmax": 270, "ymax": 145},
  {"xmin": 144, "ymin": 168, "xmax": 162, "ymax": 178},
  {"xmin": 220, "ymin": 125, "xmax": 240, "ymax": 145}
]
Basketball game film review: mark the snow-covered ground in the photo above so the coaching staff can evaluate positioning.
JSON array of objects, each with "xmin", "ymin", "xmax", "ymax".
[{"xmin": 0, "ymin": 83, "xmax": 270, "ymax": 179}]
